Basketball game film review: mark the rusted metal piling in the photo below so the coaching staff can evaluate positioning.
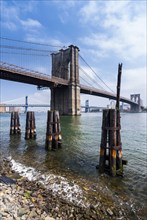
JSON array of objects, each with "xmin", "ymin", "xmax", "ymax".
[
  {"xmin": 10, "ymin": 112, "xmax": 21, "ymax": 135},
  {"xmin": 99, "ymin": 63, "xmax": 124, "ymax": 176},
  {"xmin": 46, "ymin": 110, "xmax": 62, "ymax": 150},
  {"xmin": 25, "ymin": 111, "xmax": 36, "ymax": 139}
]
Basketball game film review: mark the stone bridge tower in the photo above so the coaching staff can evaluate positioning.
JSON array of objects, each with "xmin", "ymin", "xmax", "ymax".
[
  {"xmin": 51, "ymin": 45, "xmax": 80, "ymax": 115},
  {"xmin": 130, "ymin": 94, "xmax": 142, "ymax": 112}
]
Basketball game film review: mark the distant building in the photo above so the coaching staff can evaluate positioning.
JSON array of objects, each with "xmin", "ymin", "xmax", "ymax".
[
  {"xmin": 9, "ymin": 107, "xmax": 21, "ymax": 112},
  {"xmin": 0, "ymin": 105, "xmax": 6, "ymax": 113},
  {"xmin": 0, "ymin": 105, "xmax": 21, "ymax": 113}
]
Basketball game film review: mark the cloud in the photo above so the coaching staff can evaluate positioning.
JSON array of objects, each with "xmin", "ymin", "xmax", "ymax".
[
  {"xmin": 78, "ymin": 1, "xmax": 146, "ymax": 105},
  {"xmin": 20, "ymin": 18, "xmax": 42, "ymax": 29},
  {"xmin": 52, "ymin": 0, "xmax": 77, "ymax": 10},
  {"xmin": 78, "ymin": 1, "xmax": 146, "ymax": 62},
  {"xmin": 122, "ymin": 67, "xmax": 146, "ymax": 97},
  {"xmin": 3, "ymin": 22, "xmax": 17, "ymax": 31},
  {"xmin": 1, "ymin": 2, "xmax": 19, "ymax": 31},
  {"xmin": 51, "ymin": 0, "xmax": 81, "ymax": 24},
  {"xmin": 1, "ymin": 1, "xmax": 42, "ymax": 33},
  {"xmin": 79, "ymin": 1, "xmax": 100, "ymax": 24},
  {"xmin": 25, "ymin": 35, "xmax": 66, "ymax": 48}
]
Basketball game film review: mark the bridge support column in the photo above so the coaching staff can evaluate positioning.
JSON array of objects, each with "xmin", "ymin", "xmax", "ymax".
[
  {"xmin": 25, "ymin": 96, "xmax": 28, "ymax": 113},
  {"xmin": 51, "ymin": 45, "xmax": 80, "ymax": 115},
  {"xmin": 51, "ymin": 84, "xmax": 80, "ymax": 115},
  {"xmin": 85, "ymin": 100, "xmax": 89, "ymax": 113},
  {"xmin": 130, "ymin": 94, "xmax": 142, "ymax": 112}
]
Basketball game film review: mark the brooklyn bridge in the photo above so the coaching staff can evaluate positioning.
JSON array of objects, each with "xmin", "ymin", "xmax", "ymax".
[{"xmin": 0, "ymin": 37, "xmax": 143, "ymax": 115}]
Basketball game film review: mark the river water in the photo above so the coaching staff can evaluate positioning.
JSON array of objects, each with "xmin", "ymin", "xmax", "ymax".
[{"xmin": 0, "ymin": 112, "xmax": 147, "ymax": 218}]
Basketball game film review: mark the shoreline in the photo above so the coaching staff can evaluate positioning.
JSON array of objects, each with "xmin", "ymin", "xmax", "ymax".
[{"xmin": 0, "ymin": 156, "xmax": 145, "ymax": 220}]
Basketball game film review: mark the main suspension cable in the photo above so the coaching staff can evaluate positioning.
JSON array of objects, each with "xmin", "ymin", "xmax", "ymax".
[{"xmin": 0, "ymin": 37, "xmax": 65, "ymax": 48}]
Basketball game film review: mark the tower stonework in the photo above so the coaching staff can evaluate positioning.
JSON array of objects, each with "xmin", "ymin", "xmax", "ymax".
[
  {"xmin": 130, "ymin": 94, "xmax": 142, "ymax": 112},
  {"xmin": 51, "ymin": 45, "xmax": 80, "ymax": 115}
]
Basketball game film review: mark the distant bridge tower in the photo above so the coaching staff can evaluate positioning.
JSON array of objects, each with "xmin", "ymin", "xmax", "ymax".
[
  {"xmin": 25, "ymin": 96, "xmax": 28, "ymax": 113},
  {"xmin": 130, "ymin": 94, "xmax": 142, "ymax": 112},
  {"xmin": 51, "ymin": 45, "xmax": 80, "ymax": 115},
  {"xmin": 85, "ymin": 100, "xmax": 89, "ymax": 113}
]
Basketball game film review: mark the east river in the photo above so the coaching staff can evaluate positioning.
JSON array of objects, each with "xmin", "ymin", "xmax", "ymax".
[{"xmin": 0, "ymin": 112, "xmax": 146, "ymax": 219}]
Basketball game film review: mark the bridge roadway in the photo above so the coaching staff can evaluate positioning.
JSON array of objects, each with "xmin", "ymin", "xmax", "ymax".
[
  {"xmin": 0, "ymin": 104, "xmax": 50, "ymax": 107},
  {"xmin": 0, "ymin": 62, "xmax": 138, "ymax": 107},
  {"xmin": 0, "ymin": 104, "xmax": 105, "ymax": 110}
]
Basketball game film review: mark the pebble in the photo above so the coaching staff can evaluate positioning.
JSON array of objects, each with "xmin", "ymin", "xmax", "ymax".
[
  {"xmin": 107, "ymin": 207, "xmax": 113, "ymax": 216},
  {"xmin": 0, "ymin": 155, "xmax": 138, "ymax": 220},
  {"xmin": 45, "ymin": 217, "xmax": 55, "ymax": 220}
]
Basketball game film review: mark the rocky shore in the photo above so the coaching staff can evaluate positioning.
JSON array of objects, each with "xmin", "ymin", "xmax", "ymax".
[{"xmin": 0, "ymin": 156, "xmax": 144, "ymax": 220}]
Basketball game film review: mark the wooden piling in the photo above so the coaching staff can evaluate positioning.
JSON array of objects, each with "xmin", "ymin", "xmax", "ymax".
[
  {"xmin": 10, "ymin": 112, "xmax": 21, "ymax": 135},
  {"xmin": 56, "ymin": 110, "xmax": 62, "ymax": 147},
  {"xmin": 99, "ymin": 109, "xmax": 109, "ymax": 173},
  {"xmin": 45, "ymin": 110, "xmax": 62, "ymax": 150},
  {"xmin": 98, "ymin": 63, "xmax": 125, "ymax": 176},
  {"xmin": 109, "ymin": 109, "xmax": 117, "ymax": 176},
  {"xmin": 52, "ymin": 111, "xmax": 58, "ymax": 149},
  {"xmin": 30, "ymin": 112, "xmax": 36, "ymax": 139},
  {"xmin": 116, "ymin": 110, "xmax": 123, "ymax": 175},
  {"xmin": 99, "ymin": 109, "xmax": 123, "ymax": 176},
  {"xmin": 115, "ymin": 63, "xmax": 123, "ymax": 175},
  {"xmin": 116, "ymin": 63, "xmax": 122, "ymax": 110},
  {"xmin": 25, "ymin": 111, "xmax": 36, "ymax": 139},
  {"xmin": 46, "ymin": 111, "xmax": 53, "ymax": 150}
]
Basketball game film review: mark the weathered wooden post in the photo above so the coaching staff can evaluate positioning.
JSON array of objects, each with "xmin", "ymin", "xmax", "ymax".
[
  {"xmin": 109, "ymin": 109, "xmax": 117, "ymax": 176},
  {"xmin": 10, "ymin": 112, "xmax": 21, "ymax": 135},
  {"xmin": 45, "ymin": 110, "xmax": 62, "ymax": 150},
  {"xmin": 99, "ymin": 109, "xmax": 109, "ymax": 173},
  {"xmin": 57, "ymin": 110, "xmax": 62, "ymax": 147},
  {"xmin": 53, "ymin": 110, "xmax": 62, "ymax": 149},
  {"xmin": 46, "ymin": 111, "xmax": 53, "ymax": 150},
  {"xmin": 30, "ymin": 112, "xmax": 36, "ymax": 139},
  {"xmin": 25, "ymin": 111, "xmax": 36, "ymax": 139},
  {"xmin": 25, "ymin": 111, "xmax": 30, "ymax": 139},
  {"xmin": 115, "ymin": 63, "xmax": 123, "ymax": 175},
  {"xmin": 52, "ymin": 111, "xmax": 58, "ymax": 149},
  {"xmin": 98, "ymin": 63, "xmax": 124, "ymax": 176},
  {"xmin": 10, "ymin": 112, "xmax": 15, "ymax": 135}
]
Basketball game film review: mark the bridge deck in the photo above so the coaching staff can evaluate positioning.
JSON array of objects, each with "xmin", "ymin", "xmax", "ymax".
[
  {"xmin": 0, "ymin": 62, "xmax": 139, "ymax": 107},
  {"xmin": 0, "ymin": 62, "xmax": 69, "ymax": 87},
  {"xmin": 80, "ymin": 85, "xmax": 134, "ymax": 105}
]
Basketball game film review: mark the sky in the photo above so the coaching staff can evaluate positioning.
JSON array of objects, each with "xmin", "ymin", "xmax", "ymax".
[{"xmin": 0, "ymin": 0, "xmax": 147, "ymax": 107}]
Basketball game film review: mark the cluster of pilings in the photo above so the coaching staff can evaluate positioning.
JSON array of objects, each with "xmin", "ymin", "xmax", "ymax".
[
  {"xmin": 98, "ymin": 63, "xmax": 127, "ymax": 176},
  {"xmin": 10, "ymin": 112, "xmax": 21, "ymax": 135},
  {"xmin": 46, "ymin": 110, "xmax": 62, "ymax": 150},
  {"xmin": 99, "ymin": 109, "xmax": 123, "ymax": 176},
  {"xmin": 9, "ymin": 110, "xmax": 62, "ymax": 150}
]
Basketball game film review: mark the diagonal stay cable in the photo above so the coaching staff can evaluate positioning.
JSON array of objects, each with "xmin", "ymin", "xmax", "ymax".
[
  {"xmin": 79, "ymin": 75, "xmax": 93, "ymax": 87},
  {"xmin": 79, "ymin": 55, "xmax": 115, "ymax": 94},
  {"xmin": 79, "ymin": 66, "xmax": 106, "ymax": 91}
]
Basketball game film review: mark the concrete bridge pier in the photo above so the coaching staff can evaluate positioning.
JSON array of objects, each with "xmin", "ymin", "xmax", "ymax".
[
  {"xmin": 51, "ymin": 45, "xmax": 80, "ymax": 115},
  {"xmin": 25, "ymin": 96, "xmax": 28, "ymax": 113},
  {"xmin": 130, "ymin": 103, "xmax": 140, "ymax": 112},
  {"xmin": 85, "ymin": 100, "xmax": 90, "ymax": 113}
]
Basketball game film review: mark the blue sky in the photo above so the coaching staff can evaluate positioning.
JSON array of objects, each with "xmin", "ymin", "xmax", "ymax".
[{"xmin": 0, "ymin": 0, "xmax": 146, "ymax": 107}]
